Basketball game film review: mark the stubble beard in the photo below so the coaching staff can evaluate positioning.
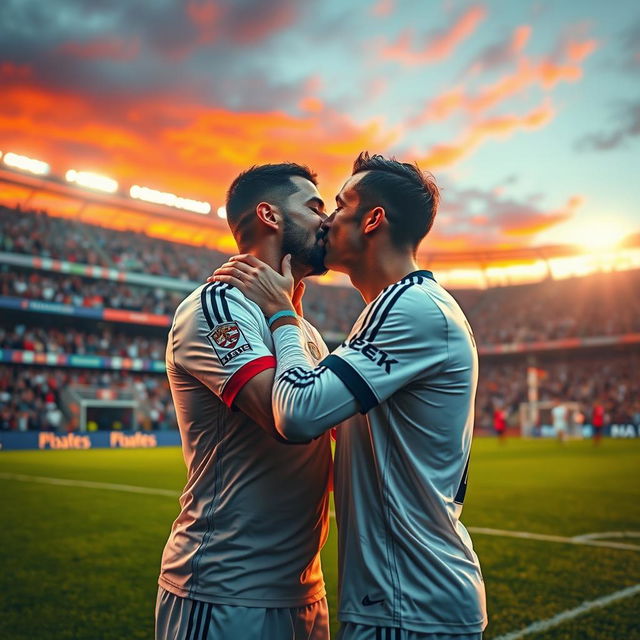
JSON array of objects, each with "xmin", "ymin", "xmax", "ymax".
[{"xmin": 282, "ymin": 217, "xmax": 328, "ymax": 276}]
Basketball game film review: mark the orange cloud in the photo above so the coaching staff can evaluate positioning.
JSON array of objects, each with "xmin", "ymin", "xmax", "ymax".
[
  {"xmin": 512, "ymin": 25, "xmax": 531, "ymax": 53},
  {"xmin": 299, "ymin": 97, "xmax": 324, "ymax": 113},
  {"xmin": 413, "ymin": 34, "xmax": 597, "ymax": 126},
  {"xmin": 186, "ymin": 0, "xmax": 222, "ymax": 45},
  {"xmin": 381, "ymin": 5, "xmax": 487, "ymax": 65},
  {"xmin": 0, "ymin": 62, "xmax": 33, "ymax": 80},
  {"xmin": 419, "ymin": 101, "xmax": 554, "ymax": 169},
  {"xmin": 0, "ymin": 77, "xmax": 395, "ymax": 208},
  {"xmin": 371, "ymin": 0, "xmax": 394, "ymax": 17},
  {"xmin": 503, "ymin": 196, "xmax": 579, "ymax": 236}
]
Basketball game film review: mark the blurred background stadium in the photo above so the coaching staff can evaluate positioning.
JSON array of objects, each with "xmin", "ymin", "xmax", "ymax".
[
  {"xmin": 1, "ymin": 0, "xmax": 639, "ymax": 638},
  {"xmin": 0, "ymin": 165, "xmax": 638, "ymax": 439}
]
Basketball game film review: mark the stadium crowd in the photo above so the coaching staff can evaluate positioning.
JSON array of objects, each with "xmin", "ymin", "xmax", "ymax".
[
  {"xmin": 477, "ymin": 352, "xmax": 640, "ymax": 432},
  {"xmin": 2, "ymin": 204, "xmax": 640, "ymax": 435},
  {"xmin": 0, "ymin": 365, "xmax": 175, "ymax": 432},
  {"xmin": 0, "ymin": 323, "xmax": 166, "ymax": 360},
  {"xmin": 1, "ymin": 268, "xmax": 182, "ymax": 315},
  {"xmin": 3, "ymin": 206, "xmax": 640, "ymax": 342},
  {"xmin": 468, "ymin": 270, "xmax": 640, "ymax": 344}
]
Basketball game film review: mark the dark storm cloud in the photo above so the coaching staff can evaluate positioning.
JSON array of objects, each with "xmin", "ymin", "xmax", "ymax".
[
  {"xmin": 0, "ymin": 0, "xmax": 312, "ymax": 110},
  {"xmin": 575, "ymin": 101, "xmax": 640, "ymax": 151}
]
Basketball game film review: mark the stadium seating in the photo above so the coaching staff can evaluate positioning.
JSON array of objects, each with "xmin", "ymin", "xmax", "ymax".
[{"xmin": 1, "ymin": 204, "xmax": 639, "ymax": 433}]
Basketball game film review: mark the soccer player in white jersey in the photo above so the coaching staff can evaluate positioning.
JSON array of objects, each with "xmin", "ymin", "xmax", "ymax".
[
  {"xmin": 156, "ymin": 164, "xmax": 334, "ymax": 640},
  {"xmin": 213, "ymin": 152, "xmax": 488, "ymax": 640}
]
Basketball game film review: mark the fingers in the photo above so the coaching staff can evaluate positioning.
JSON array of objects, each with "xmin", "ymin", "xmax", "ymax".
[
  {"xmin": 207, "ymin": 260, "xmax": 256, "ymax": 283},
  {"xmin": 281, "ymin": 254, "xmax": 292, "ymax": 279},
  {"xmin": 211, "ymin": 274, "xmax": 247, "ymax": 292},
  {"xmin": 229, "ymin": 254, "xmax": 265, "ymax": 268}
]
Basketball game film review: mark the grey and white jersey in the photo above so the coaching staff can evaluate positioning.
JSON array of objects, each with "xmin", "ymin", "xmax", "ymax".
[
  {"xmin": 269, "ymin": 270, "xmax": 487, "ymax": 634},
  {"xmin": 159, "ymin": 282, "xmax": 332, "ymax": 608}
]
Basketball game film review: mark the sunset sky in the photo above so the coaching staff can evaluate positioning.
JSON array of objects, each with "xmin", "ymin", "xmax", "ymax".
[{"xmin": 0, "ymin": 0, "xmax": 639, "ymax": 254}]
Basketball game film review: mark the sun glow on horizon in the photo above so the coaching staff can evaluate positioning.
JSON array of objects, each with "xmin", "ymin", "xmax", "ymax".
[{"xmin": 569, "ymin": 219, "xmax": 633, "ymax": 251}]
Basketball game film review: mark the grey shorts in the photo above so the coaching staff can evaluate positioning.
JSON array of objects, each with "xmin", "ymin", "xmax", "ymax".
[
  {"xmin": 155, "ymin": 586, "xmax": 330, "ymax": 640},
  {"xmin": 337, "ymin": 623, "xmax": 482, "ymax": 640}
]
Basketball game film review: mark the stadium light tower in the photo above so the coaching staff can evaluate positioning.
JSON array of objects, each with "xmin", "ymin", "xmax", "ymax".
[
  {"xmin": 217, "ymin": 206, "xmax": 227, "ymax": 219},
  {"xmin": 130, "ymin": 184, "xmax": 211, "ymax": 215},
  {"xmin": 65, "ymin": 169, "xmax": 118, "ymax": 194},
  {"xmin": 2, "ymin": 151, "xmax": 50, "ymax": 176}
]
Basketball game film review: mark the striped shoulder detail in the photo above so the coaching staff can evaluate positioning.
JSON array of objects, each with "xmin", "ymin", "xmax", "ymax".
[
  {"xmin": 200, "ymin": 282, "xmax": 233, "ymax": 328},
  {"xmin": 278, "ymin": 365, "xmax": 328, "ymax": 388},
  {"xmin": 351, "ymin": 274, "xmax": 424, "ymax": 343}
]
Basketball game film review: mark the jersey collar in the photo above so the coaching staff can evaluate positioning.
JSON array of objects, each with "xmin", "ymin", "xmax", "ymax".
[{"xmin": 404, "ymin": 269, "xmax": 435, "ymax": 282}]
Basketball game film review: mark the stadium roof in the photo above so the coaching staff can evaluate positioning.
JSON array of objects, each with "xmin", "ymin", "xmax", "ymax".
[{"xmin": 1, "ymin": 166, "xmax": 639, "ymax": 270}]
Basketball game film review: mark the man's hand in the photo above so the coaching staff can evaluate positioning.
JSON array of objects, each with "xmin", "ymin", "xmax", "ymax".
[
  {"xmin": 292, "ymin": 281, "xmax": 305, "ymax": 316},
  {"xmin": 209, "ymin": 254, "xmax": 295, "ymax": 318}
]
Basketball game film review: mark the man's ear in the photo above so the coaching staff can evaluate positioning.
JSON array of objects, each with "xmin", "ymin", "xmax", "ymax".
[
  {"xmin": 363, "ymin": 206, "xmax": 386, "ymax": 235},
  {"xmin": 255, "ymin": 202, "xmax": 280, "ymax": 231}
]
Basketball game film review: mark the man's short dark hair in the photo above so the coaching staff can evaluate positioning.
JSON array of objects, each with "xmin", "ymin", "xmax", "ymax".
[
  {"xmin": 351, "ymin": 151, "xmax": 439, "ymax": 253},
  {"xmin": 226, "ymin": 163, "xmax": 317, "ymax": 247}
]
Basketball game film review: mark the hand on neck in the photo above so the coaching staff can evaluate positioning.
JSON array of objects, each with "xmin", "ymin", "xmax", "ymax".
[{"xmin": 244, "ymin": 239, "xmax": 305, "ymax": 287}]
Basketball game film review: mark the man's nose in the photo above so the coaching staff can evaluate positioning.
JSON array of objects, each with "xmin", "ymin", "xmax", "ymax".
[{"xmin": 321, "ymin": 213, "xmax": 335, "ymax": 231}]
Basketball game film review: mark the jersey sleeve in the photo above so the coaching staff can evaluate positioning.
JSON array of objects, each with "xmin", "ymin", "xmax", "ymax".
[
  {"xmin": 322, "ymin": 286, "xmax": 448, "ymax": 413},
  {"xmin": 175, "ymin": 283, "xmax": 275, "ymax": 408}
]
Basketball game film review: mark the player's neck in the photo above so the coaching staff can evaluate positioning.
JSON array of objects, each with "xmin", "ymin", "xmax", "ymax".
[
  {"xmin": 349, "ymin": 251, "xmax": 419, "ymax": 304},
  {"xmin": 247, "ymin": 242, "xmax": 303, "ymax": 287}
]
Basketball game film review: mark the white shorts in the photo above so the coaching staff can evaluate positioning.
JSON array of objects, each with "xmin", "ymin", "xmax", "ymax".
[{"xmin": 155, "ymin": 586, "xmax": 330, "ymax": 640}]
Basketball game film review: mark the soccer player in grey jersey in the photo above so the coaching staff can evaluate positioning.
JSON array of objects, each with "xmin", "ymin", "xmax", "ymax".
[
  {"xmin": 156, "ymin": 164, "xmax": 333, "ymax": 640},
  {"xmin": 213, "ymin": 153, "xmax": 488, "ymax": 639}
]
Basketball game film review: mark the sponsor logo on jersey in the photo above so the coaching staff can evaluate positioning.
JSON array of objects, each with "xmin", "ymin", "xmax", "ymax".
[
  {"xmin": 207, "ymin": 322, "xmax": 252, "ymax": 365},
  {"xmin": 307, "ymin": 341, "xmax": 321, "ymax": 360},
  {"xmin": 343, "ymin": 338, "xmax": 398, "ymax": 373},
  {"xmin": 361, "ymin": 594, "xmax": 385, "ymax": 607}
]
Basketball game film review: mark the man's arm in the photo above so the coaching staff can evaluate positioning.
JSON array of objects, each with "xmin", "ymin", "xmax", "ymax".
[
  {"xmin": 233, "ymin": 367, "xmax": 310, "ymax": 443},
  {"xmin": 267, "ymin": 288, "xmax": 450, "ymax": 441},
  {"xmin": 269, "ymin": 324, "xmax": 364, "ymax": 441},
  {"xmin": 177, "ymin": 282, "xmax": 306, "ymax": 443}
]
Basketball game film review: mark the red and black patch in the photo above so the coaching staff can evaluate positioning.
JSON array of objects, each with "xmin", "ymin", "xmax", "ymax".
[{"xmin": 211, "ymin": 322, "xmax": 241, "ymax": 349}]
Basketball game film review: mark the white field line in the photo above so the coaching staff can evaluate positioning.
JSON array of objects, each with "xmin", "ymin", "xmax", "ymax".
[
  {"xmin": 1, "ymin": 472, "xmax": 639, "ymax": 552},
  {"xmin": 0, "ymin": 472, "xmax": 180, "ymax": 497},
  {"xmin": 3, "ymin": 472, "xmax": 639, "ymax": 639},
  {"xmin": 492, "ymin": 582, "xmax": 640, "ymax": 640},
  {"xmin": 468, "ymin": 526, "xmax": 640, "ymax": 551},
  {"xmin": 573, "ymin": 531, "xmax": 640, "ymax": 541}
]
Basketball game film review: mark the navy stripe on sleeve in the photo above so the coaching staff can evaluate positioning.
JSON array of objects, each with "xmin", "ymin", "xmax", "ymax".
[
  {"xmin": 280, "ymin": 366, "xmax": 329, "ymax": 388},
  {"xmin": 368, "ymin": 279, "xmax": 417, "ymax": 341},
  {"xmin": 200, "ymin": 283, "xmax": 215, "ymax": 329},
  {"xmin": 219, "ymin": 284, "xmax": 232, "ymax": 321},
  {"xmin": 353, "ymin": 281, "xmax": 403, "ymax": 343},
  {"xmin": 203, "ymin": 283, "xmax": 224, "ymax": 324},
  {"xmin": 321, "ymin": 354, "xmax": 378, "ymax": 414}
]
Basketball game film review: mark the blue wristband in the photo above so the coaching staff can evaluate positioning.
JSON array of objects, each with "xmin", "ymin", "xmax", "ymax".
[{"xmin": 267, "ymin": 310, "xmax": 297, "ymax": 328}]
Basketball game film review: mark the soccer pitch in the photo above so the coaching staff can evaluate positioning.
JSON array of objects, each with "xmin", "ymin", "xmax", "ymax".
[{"xmin": 1, "ymin": 439, "xmax": 639, "ymax": 640}]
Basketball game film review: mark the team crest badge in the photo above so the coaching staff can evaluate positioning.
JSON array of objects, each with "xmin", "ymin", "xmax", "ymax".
[
  {"xmin": 207, "ymin": 322, "xmax": 252, "ymax": 365},
  {"xmin": 212, "ymin": 322, "xmax": 241, "ymax": 349}
]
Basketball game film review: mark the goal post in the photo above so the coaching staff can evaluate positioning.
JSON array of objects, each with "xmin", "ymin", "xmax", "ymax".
[{"xmin": 519, "ymin": 400, "xmax": 583, "ymax": 438}]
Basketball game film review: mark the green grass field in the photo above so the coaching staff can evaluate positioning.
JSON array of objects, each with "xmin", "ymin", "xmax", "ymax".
[{"xmin": 1, "ymin": 439, "xmax": 639, "ymax": 640}]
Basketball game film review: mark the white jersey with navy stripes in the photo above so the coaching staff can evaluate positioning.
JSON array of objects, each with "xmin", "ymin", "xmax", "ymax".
[
  {"xmin": 158, "ymin": 282, "xmax": 332, "ymax": 608},
  {"xmin": 269, "ymin": 270, "xmax": 487, "ymax": 634}
]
